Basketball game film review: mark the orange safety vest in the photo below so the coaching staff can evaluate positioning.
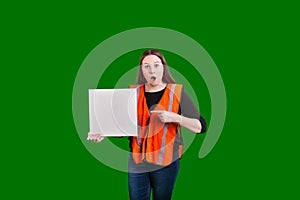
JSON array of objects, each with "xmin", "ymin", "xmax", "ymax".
[{"xmin": 130, "ymin": 84, "xmax": 183, "ymax": 166}]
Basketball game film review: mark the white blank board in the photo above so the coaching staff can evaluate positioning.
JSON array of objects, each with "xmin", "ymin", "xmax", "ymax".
[{"xmin": 89, "ymin": 89, "xmax": 138, "ymax": 136}]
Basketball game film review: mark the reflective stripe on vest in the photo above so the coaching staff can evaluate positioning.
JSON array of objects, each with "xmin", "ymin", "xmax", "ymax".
[{"xmin": 130, "ymin": 84, "xmax": 183, "ymax": 166}]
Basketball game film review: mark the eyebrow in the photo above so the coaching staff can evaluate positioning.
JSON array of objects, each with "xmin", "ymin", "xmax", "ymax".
[{"xmin": 143, "ymin": 61, "xmax": 162, "ymax": 64}]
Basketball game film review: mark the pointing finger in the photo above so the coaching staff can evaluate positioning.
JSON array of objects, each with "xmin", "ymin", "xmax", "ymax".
[{"xmin": 150, "ymin": 110, "xmax": 164, "ymax": 114}]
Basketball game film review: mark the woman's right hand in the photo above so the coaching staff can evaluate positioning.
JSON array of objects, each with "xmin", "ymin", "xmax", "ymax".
[{"xmin": 87, "ymin": 133, "xmax": 105, "ymax": 143}]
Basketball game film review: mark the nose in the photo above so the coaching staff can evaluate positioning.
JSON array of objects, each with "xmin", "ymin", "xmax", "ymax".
[{"xmin": 149, "ymin": 65, "xmax": 155, "ymax": 73}]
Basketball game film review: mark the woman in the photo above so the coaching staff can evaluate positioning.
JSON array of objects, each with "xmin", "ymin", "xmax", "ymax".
[{"xmin": 88, "ymin": 49, "xmax": 206, "ymax": 200}]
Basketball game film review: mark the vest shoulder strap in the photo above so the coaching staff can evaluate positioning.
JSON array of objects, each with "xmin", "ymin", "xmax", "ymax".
[{"xmin": 129, "ymin": 84, "xmax": 143, "ymax": 89}]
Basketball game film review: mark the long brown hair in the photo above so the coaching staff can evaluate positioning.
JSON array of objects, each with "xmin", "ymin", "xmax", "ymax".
[{"xmin": 137, "ymin": 49, "xmax": 176, "ymax": 84}]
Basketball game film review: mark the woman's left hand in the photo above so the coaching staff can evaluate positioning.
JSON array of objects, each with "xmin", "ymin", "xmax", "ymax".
[{"xmin": 150, "ymin": 110, "xmax": 182, "ymax": 124}]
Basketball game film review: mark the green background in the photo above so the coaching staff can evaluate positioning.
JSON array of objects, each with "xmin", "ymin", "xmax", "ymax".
[{"xmin": 2, "ymin": 1, "xmax": 299, "ymax": 199}]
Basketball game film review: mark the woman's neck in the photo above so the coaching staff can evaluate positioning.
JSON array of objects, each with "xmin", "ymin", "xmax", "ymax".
[{"xmin": 145, "ymin": 82, "xmax": 167, "ymax": 92}]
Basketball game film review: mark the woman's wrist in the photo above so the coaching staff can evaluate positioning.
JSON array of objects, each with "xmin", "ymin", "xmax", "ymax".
[{"xmin": 175, "ymin": 114, "xmax": 183, "ymax": 124}]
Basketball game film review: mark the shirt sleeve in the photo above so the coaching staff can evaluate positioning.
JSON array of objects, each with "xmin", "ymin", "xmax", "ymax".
[{"xmin": 179, "ymin": 89, "xmax": 207, "ymax": 133}]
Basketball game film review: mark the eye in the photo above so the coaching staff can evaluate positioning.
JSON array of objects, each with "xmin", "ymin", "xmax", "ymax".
[
  {"xmin": 154, "ymin": 63, "xmax": 161, "ymax": 68},
  {"xmin": 143, "ymin": 65, "xmax": 149, "ymax": 69}
]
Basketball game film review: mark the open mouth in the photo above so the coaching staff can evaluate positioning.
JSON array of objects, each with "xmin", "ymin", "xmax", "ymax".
[{"xmin": 150, "ymin": 76, "xmax": 156, "ymax": 81}]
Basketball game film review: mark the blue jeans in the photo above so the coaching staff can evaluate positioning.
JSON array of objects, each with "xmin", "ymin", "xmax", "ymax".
[{"xmin": 128, "ymin": 159, "xmax": 180, "ymax": 200}]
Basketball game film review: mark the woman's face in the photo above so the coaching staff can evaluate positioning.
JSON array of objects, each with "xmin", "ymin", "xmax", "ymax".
[{"xmin": 141, "ymin": 55, "xmax": 164, "ymax": 86}]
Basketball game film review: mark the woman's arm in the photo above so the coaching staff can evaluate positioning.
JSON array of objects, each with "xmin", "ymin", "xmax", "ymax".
[
  {"xmin": 180, "ymin": 115, "xmax": 202, "ymax": 133},
  {"xmin": 150, "ymin": 88, "xmax": 207, "ymax": 133},
  {"xmin": 179, "ymin": 89, "xmax": 207, "ymax": 133},
  {"xmin": 150, "ymin": 110, "xmax": 202, "ymax": 133}
]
